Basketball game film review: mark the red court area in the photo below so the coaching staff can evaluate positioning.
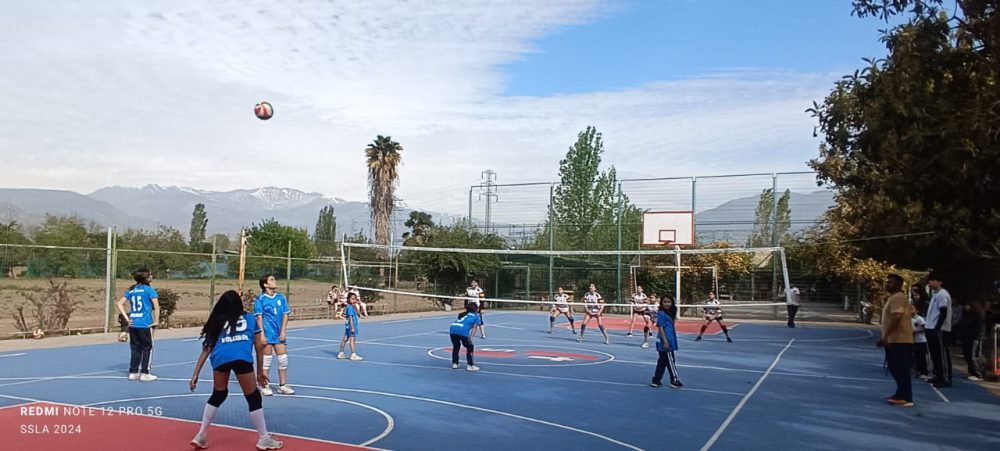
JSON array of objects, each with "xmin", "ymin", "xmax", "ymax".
[
  {"xmin": 567, "ymin": 317, "xmax": 732, "ymax": 334},
  {"xmin": 2, "ymin": 402, "xmax": 369, "ymax": 451}
]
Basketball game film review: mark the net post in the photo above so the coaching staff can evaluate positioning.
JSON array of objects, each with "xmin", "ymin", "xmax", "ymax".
[
  {"xmin": 674, "ymin": 245, "xmax": 681, "ymax": 307},
  {"xmin": 209, "ymin": 236, "xmax": 217, "ymax": 310},
  {"xmin": 770, "ymin": 173, "xmax": 779, "ymax": 319},
  {"xmin": 103, "ymin": 226, "xmax": 113, "ymax": 334}
]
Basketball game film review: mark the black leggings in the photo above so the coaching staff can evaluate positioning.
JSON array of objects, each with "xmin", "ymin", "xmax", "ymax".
[
  {"xmin": 450, "ymin": 334, "xmax": 474, "ymax": 366},
  {"xmin": 128, "ymin": 327, "xmax": 153, "ymax": 374}
]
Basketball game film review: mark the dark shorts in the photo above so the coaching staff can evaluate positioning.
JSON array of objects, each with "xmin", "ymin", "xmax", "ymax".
[{"xmin": 214, "ymin": 359, "xmax": 254, "ymax": 375}]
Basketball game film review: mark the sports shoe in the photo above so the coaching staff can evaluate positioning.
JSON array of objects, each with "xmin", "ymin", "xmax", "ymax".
[
  {"xmin": 625, "ymin": 332, "xmax": 633, "ymax": 337},
  {"xmin": 128, "ymin": 373, "xmax": 140, "ymax": 381},
  {"xmin": 190, "ymin": 432, "xmax": 208, "ymax": 449},
  {"xmin": 641, "ymin": 342, "xmax": 650, "ymax": 349},
  {"xmin": 886, "ymin": 398, "xmax": 914, "ymax": 407},
  {"xmin": 261, "ymin": 385, "xmax": 273, "ymax": 396},
  {"xmin": 967, "ymin": 375, "xmax": 983, "ymax": 382},
  {"xmin": 649, "ymin": 382, "xmax": 662, "ymax": 388},
  {"xmin": 726, "ymin": 336, "xmax": 733, "ymax": 343},
  {"xmin": 577, "ymin": 337, "xmax": 583, "ymax": 343},
  {"xmin": 277, "ymin": 384, "xmax": 295, "ymax": 395},
  {"xmin": 466, "ymin": 365, "xmax": 480, "ymax": 372},
  {"xmin": 572, "ymin": 329, "xmax": 577, "ymax": 335},
  {"xmin": 139, "ymin": 373, "xmax": 158, "ymax": 382},
  {"xmin": 452, "ymin": 363, "xmax": 459, "ymax": 369},
  {"xmin": 669, "ymin": 380, "xmax": 683, "ymax": 389},
  {"xmin": 604, "ymin": 337, "xmax": 610, "ymax": 345},
  {"xmin": 547, "ymin": 329, "xmax": 553, "ymax": 334},
  {"xmin": 695, "ymin": 336, "xmax": 702, "ymax": 342},
  {"xmin": 349, "ymin": 353, "xmax": 363, "ymax": 361},
  {"xmin": 336, "ymin": 352, "xmax": 346, "ymax": 359},
  {"xmin": 256, "ymin": 434, "xmax": 284, "ymax": 450}
]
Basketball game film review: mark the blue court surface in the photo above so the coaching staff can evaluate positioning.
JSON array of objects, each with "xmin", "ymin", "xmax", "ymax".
[{"xmin": 1, "ymin": 312, "xmax": 998, "ymax": 450}]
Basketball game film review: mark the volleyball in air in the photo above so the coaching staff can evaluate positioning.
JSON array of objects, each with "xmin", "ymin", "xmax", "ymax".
[{"xmin": 254, "ymin": 101, "xmax": 274, "ymax": 120}]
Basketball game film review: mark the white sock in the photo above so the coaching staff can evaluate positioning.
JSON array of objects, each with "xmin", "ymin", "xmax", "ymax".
[
  {"xmin": 249, "ymin": 409, "xmax": 269, "ymax": 438},
  {"xmin": 198, "ymin": 404, "xmax": 218, "ymax": 436}
]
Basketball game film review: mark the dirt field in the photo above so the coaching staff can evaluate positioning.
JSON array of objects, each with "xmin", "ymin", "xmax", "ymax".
[{"xmin": 0, "ymin": 277, "xmax": 439, "ymax": 339}]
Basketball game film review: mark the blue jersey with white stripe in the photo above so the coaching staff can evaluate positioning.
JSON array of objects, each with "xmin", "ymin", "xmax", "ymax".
[
  {"xmin": 656, "ymin": 310, "xmax": 679, "ymax": 352},
  {"xmin": 123, "ymin": 284, "xmax": 157, "ymax": 329},
  {"xmin": 210, "ymin": 312, "xmax": 259, "ymax": 369},
  {"xmin": 344, "ymin": 304, "xmax": 359, "ymax": 332},
  {"xmin": 449, "ymin": 313, "xmax": 482, "ymax": 337},
  {"xmin": 253, "ymin": 292, "xmax": 290, "ymax": 335}
]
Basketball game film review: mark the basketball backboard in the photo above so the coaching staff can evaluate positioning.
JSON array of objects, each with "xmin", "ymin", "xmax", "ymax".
[{"xmin": 641, "ymin": 211, "xmax": 694, "ymax": 246}]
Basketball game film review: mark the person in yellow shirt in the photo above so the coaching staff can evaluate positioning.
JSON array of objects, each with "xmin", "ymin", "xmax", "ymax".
[{"xmin": 878, "ymin": 274, "xmax": 914, "ymax": 407}]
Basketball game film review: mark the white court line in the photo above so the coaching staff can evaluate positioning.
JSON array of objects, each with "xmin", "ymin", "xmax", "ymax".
[
  {"xmin": 84, "ymin": 392, "xmax": 394, "ymax": 447},
  {"xmin": 364, "ymin": 331, "xmax": 441, "ymax": 342},
  {"xmin": 291, "ymin": 382, "xmax": 644, "ymax": 451},
  {"xmin": 286, "ymin": 328, "xmax": 305, "ymax": 332},
  {"xmin": 700, "ymin": 339, "xmax": 795, "ymax": 451},
  {"xmin": 0, "ymin": 353, "xmax": 27, "ymax": 358},
  {"xmin": 294, "ymin": 353, "xmax": 744, "ymax": 397},
  {"xmin": 0, "ymin": 393, "xmax": 44, "ymax": 403},
  {"xmin": 379, "ymin": 315, "xmax": 453, "ymax": 325},
  {"xmin": 0, "ymin": 360, "xmax": 197, "ymax": 388},
  {"xmin": 490, "ymin": 324, "xmax": 530, "ymax": 331},
  {"xmin": 613, "ymin": 360, "xmax": 886, "ymax": 382},
  {"xmin": 931, "ymin": 385, "xmax": 950, "ymax": 403}
]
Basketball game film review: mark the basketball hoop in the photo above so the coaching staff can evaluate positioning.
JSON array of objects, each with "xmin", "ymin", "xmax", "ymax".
[{"xmin": 642, "ymin": 211, "xmax": 694, "ymax": 247}]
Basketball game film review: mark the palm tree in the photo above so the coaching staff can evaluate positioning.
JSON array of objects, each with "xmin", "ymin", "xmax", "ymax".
[{"xmin": 365, "ymin": 135, "xmax": 403, "ymax": 268}]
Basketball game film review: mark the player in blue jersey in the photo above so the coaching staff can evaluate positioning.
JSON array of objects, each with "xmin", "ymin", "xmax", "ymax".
[
  {"xmin": 115, "ymin": 268, "xmax": 160, "ymax": 382},
  {"xmin": 450, "ymin": 304, "xmax": 483, "ymax": 371},
  {"xmin": 189, "ymin": 290, "xmax": 283, "ymax": 450},
  {"xmin": 337, "ymin": 292, "xmax": 364, "ymax": 361},
  {"xmin": 254, "ymin": 274, "xmax": 294, "ymax": 396},
  {"xmin": 651, "ymin": 295, "xmax": 683, "ymax": 389}
]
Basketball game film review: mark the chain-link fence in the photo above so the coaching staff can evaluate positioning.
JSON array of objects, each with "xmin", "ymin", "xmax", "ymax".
[{"xmin": 0, "ymin": 238, "xmax": 345, "ymax": 339}]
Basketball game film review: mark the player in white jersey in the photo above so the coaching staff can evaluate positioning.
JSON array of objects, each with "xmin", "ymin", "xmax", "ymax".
[
  {"xmin": 463, "ymin": 279, "xmax": 486, "ymax": 339},
  {"xmin": 577, "ymin": 283, "xmax": 610, "ymax": 344},
  {"xmin": 548, "ymin": 287, "xmax": 577, "ymax": 334},
  {"xmin": 627, "ymin": 286, "xmax": 651, "ymax": 339},
  {"xmin": 695, "ymin": 292, "xmax": 733, "ymax": 342}
]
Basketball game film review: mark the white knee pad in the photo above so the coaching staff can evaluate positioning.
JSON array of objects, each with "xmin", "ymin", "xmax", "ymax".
[
  {"xmin": 278, "ymin": 354, "xmax": 288, "ymax": 370},
  {"xmin": 263, "ymin": 354, "xmax": 273, "ymax": 370}
]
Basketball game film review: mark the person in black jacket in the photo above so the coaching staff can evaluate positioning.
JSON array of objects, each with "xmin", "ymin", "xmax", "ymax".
[{"xmin": 958, "ymin": 303, "xmax": 984, "ymax": 381}]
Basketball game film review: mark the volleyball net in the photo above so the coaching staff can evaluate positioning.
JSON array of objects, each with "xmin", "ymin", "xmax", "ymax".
[{"xmin": 341, "ymin": 243, "xmax": 792, "ymax": 318}]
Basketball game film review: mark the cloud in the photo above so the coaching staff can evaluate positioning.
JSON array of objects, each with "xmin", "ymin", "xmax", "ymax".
[{"xmin": 0, "ymin": 0, "xmax": 834, "ymax": 216}]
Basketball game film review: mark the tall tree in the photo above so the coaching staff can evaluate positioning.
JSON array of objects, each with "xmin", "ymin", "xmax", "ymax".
[
  {"xmin": 365, "ymin": 135, "xmax": 403, "ymax": 260},
  {"xmin": 31, "ymin": 215, "xmax": 102, "ymax": 277},
  {"xmin": 189, "ymin": 203, "xmax": 208, "ymax": 248},
  {"xmin": 548, "ymin": 126, "xmax": 641, "ymax": 250},
  {"xmin": 748, "ymin": 188, "xmax": 792, "ymax": 247},
  {"xmin": 403, "ymin": 211, "xmax": 434, "ymax": 244},
  {"xmin": 244, "ymin": 218, "xmax": 316, "ymax": 279},
  {"xmin": 0, "ymin": 220, "xmax": 30, "ymax": 245},
  {"xmin": 808, "ymin": 0, "xmax": 1000, "ymax": 297},
  {"xmin": 314, "ymin": 205, "xmax": 338, "ymax": 256}
]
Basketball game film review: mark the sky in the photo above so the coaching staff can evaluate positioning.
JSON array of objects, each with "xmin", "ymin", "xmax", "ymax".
[{"xmin": 0, "ymin": 0, "xmax": 893, "ymax": 214}]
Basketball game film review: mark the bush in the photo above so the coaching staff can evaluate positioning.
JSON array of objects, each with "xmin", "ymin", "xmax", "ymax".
[
  {"xmin": 156, "ymin": 288, "xmax": 179, "ymax": 327},
  {"xmin": 13, "ymin": 280, "xmax": 82, "ymax": 333}
]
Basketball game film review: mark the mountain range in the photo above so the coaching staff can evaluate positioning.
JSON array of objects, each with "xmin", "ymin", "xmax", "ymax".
[
  {"xmin": 0, "ymin": 185, "xmax": 429, "ymax": 240},
  {"xmin": 0, "ymin": 185, "xmax": 834, "ymax": 243}
]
